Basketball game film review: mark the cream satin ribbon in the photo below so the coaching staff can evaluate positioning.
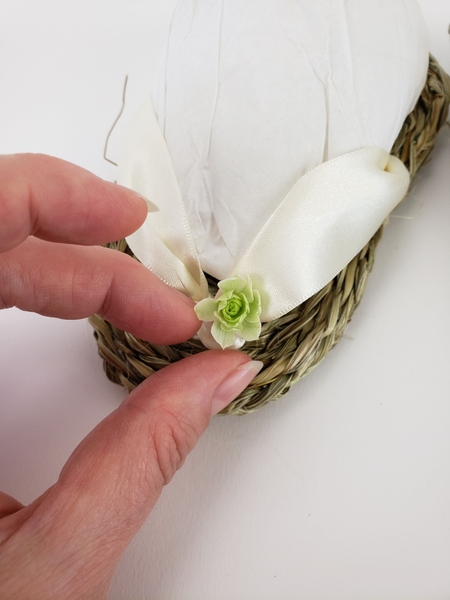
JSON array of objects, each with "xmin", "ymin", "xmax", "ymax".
[
  {"xmin": 118, "ymin": 100, "xmax": 410, "ymax": 320},
  {"xmin": 118, "ymin": 100, "xmax": 208, "ymax": 301}
]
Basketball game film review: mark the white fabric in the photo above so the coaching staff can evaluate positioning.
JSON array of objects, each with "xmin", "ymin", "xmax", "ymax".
[
  {"xmin": 151, "ymin": 0, "xmax": 428, "ymax": 278},
  {"xmin": 119, "ymin": 99, "xmax": 409, "ymax": 321}
]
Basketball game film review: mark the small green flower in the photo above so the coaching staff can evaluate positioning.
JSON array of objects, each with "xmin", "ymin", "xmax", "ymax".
[{"xmin": 195, "ymin": 276, "xmax": 262, "ymax": 349}]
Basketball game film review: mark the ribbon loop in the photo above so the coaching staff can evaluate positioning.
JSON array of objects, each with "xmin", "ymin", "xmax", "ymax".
[{"xmin": 232, "ymin": 147, "xmax": 410, "ymax": 320}]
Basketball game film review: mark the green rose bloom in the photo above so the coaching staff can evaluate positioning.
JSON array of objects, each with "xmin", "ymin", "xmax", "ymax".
[{"xmin": 195, "ymin": 276, "xmax": 262, "ymax": 349}]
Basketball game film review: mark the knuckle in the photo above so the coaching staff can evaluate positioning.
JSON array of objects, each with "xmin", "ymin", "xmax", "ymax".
[
  {"xmin": 0, "ymin": 253, "xmax": 31, "ymax": 311},
  {"xmin": 0, "ymin": 260, "xmax": 12, "ymax": 310},
  {"xmin": 151, "ymin": 409, "xmax": 200, "ymax": 487}
]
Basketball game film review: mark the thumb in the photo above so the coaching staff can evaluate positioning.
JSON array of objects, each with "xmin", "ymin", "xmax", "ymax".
[{"xmin": 2, "ymin": 351, "xmax": 262, "ymax": 599}]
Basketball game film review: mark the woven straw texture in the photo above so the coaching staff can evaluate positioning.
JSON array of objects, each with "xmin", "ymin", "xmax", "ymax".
[{"xmin": 90, "ymin": 56, "xmax": 450, "ymax": 415}]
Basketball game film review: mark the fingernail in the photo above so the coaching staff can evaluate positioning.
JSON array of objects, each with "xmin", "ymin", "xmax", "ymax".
[
  {"xmin": 116, "ymin": 185, "xmax": 159, "ymax": 212},
  {"xmin": 211, "ymin": 360, "xmax": 264, "ymax": 415},
  {"xmin": 137, "ymin": 194, "xmax": 159, "ymax": 213}
]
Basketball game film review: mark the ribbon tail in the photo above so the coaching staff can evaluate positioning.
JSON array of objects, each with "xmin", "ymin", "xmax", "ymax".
[{"xmin": 117, "ymin": 99, "xmax": 208, "ymax": 302}]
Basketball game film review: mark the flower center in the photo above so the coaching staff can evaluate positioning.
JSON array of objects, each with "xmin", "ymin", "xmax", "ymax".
[{"xmin": 225, "ymin": 298, "xmax": 242, "ymax": 317}]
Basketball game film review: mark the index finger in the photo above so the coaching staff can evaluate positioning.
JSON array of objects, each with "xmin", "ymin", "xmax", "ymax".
[{"xmin": 0, "ymin": 154, "xmax": 149, "ymax": 253}]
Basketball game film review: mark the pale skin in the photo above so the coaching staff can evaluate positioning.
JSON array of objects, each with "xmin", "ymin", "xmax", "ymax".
[{"xmin": 0, "ymin": 154, "xmax": 262, "ymax": 599}]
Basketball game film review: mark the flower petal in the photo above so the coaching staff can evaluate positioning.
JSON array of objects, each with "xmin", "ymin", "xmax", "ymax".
[
  {"xmin": 196, "ymin": 322, "xmax": 222, "ymax": 350},
  {"xmin": 217, "ymin": 290, "xmax": 234, "ymax": 310},
  {"xmin": 211, "ymin": 320, "xmax": 238, "ymax": 349},
  {"xmin": 245, "ymin": 290, "xmax": 262, "ymax": 323},
  {"xmin": 244, "ymin": 310, "xmax": 260, "ymax": 324},
  {"xmin": 194, "ymin": 298, "xmax": 218, "ymax": 321},
  {"xmin": 217, "ymin": 316, "xmax": 243, "ymax": 332},
  {"xmin": 238, "ymin": 291, "xmax": 250, "ymax": 313},
  {"xmin": 218, "ymin": 275, "xmax": 247, "ymax": 294},
  {"xmin": 241, "ymin": 277, "xmax": 254, "ymax": 303},
  {"xmin": 239, "ymin": 319, "xmax": 262, "ymax": 341}
]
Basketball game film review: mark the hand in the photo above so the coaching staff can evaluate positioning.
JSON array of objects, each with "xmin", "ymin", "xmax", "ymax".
[{"xmin": 0, "ymin": 154, "xmax": 262, "ymax": 599}]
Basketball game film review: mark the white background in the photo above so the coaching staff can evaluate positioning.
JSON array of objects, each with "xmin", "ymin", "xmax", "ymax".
[{"xmin": 0, "ymin": 1, "xmax": 449, "ymax": 599}]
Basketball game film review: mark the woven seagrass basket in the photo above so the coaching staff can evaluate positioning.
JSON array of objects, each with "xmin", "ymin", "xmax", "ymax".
[{"xmin": 90, "ymin": 55, "xmax": 450, "ymax": 415}]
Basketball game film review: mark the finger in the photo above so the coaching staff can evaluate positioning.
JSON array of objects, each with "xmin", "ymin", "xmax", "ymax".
[
  {"xmin": 0, "ymin": 493, "xmax": 23, "ymax": 519},
  {"xmin": 0, "ymin": 154, "xmax": 149, "ymax": 253},
  {"xmin": 0, "ymin": 237, "xmax": 198, "ymax": 343},
  {"xmin": 1, "ymin": 352, "xmax": 263, "ymax": 598},
  {"xmin": 0, "ymin": 489, "xmax": 53, "ymax": 547}
]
